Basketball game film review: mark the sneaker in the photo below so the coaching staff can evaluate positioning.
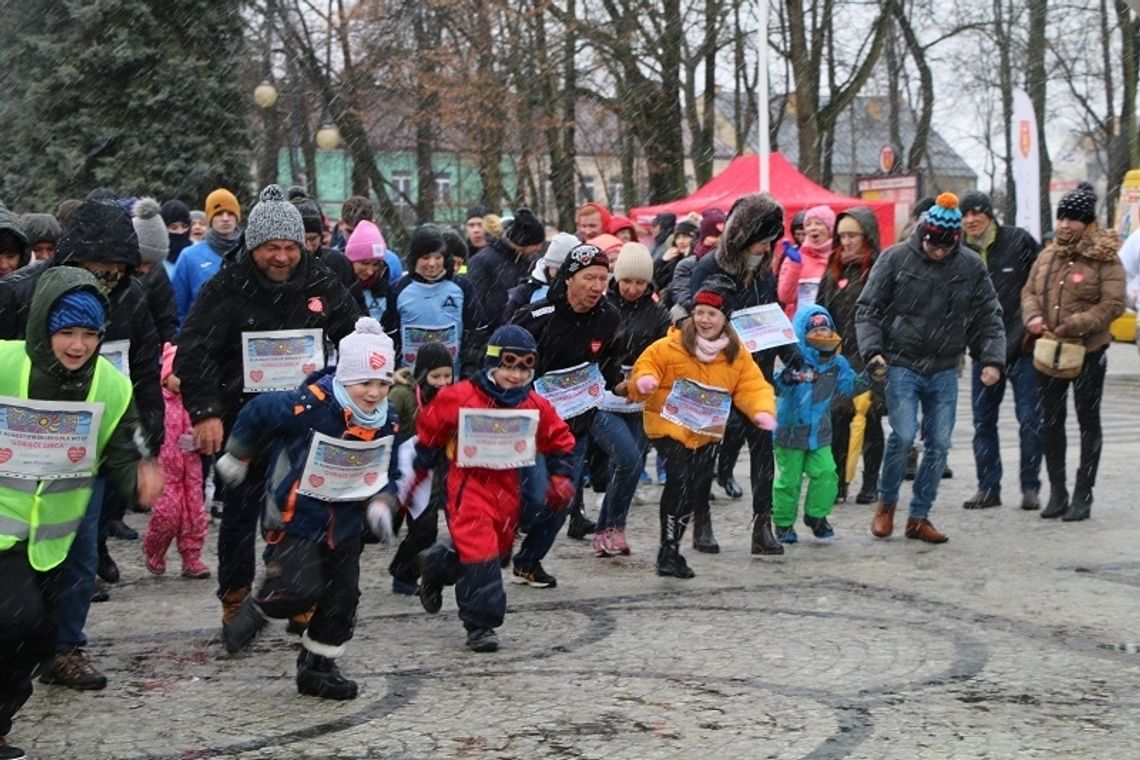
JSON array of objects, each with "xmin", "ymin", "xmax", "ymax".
[
  {"xmin": 145, "ymin": 552, "xmax": 166, "ymax": 576},
  {"xmin": 610, "ymin": 528, "xmax": 631, "ymax": 556},
  {"xmin": 775, "ymin": 525, "xmax": 798, "ymax": 544},
  {"xmin": 0, "ymin": 737, "xmax": 26, "ymax": 760},
  {"xmin": 465, "ymin": 627, "xmax": 501, "ymax": 653},
  {"xmin": 803, "ymin": 515, "xmax": 835, "ymax": 539},
  {"xmin": 91, "ymin": 583, "xmax": 110, "ymax": 603},
  {"xmin": 392, "ymin": 578, "xmax": 420, "ymax": 596},
  {"xmin": 566, "ymin": 512, "xmax": 596, "ymax": 540},
  {"xmin": 181, "ymin": 558, "xmax": 211, "ymax": 579},
  {"xmin": 40, "ymin": 649, "xmax": 107, "ymax": 690},
  {"xmin": 107, "ymin": 519, "xmax": 138, "ymax": 540},
  {"xmin": 639, "ymin": 469, "xmax": 652, "ymax": 485},
  {"xmin": 592, "ymin": 529, "xmax": 616, "ymax": 558},
  {"xmin": 512, "ymin": 562, "xmax": 557, "ymax": 588}
]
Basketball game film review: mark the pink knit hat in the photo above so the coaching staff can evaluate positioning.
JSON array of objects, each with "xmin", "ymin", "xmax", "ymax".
[
  {"xmin": 803, "ymin": 205, "xmax": 837, "ymax": 233},
  {"xmin": 161, "ymin": 342, "xmax": 177, "ymax": 383},
  {"xmin": 345, "ymin": 220, "xmax": 387, "ymax": 262}
]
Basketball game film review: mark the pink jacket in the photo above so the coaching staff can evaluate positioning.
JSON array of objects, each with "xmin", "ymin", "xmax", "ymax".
[{"xmin": 777, "ymin": 239, "xmax": 833, "ymax": 317}]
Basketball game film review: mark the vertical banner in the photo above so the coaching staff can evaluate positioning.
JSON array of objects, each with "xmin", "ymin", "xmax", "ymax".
[{"xmin": 1011, "ymin": 88, "xmax": 1041, "ymax": 241}]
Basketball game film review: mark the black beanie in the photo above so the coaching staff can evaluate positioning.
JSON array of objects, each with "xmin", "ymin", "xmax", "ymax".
[
  {"xmin": 1057, "ymin": 182, "xmax": 1097, "ymax": 224},
  {"xmin": 505, "ymin": 208, "xmax": 545, "ymax": 246},
  {"xmin": 958, "ymin": 190, "xmax": 994, "ymax": 219},
  {"xmin": 293, "ymin": 197, "xmax": 325, "ymax": 235},
  {"xmin": 56, "ymin": 199, "xmax": 140, "ymax": 268},
  {"xmin": 406, "ymin": 224, "xmax": 448, "ymax": 269},
  {"xmin": 466, "ymin": 205, "xmax": 489, "ymax": 222},
  {"xmin": 414, "ymin": 341, "xmax": 453, "ymax": 379},
  {"xmin": 693, "ymin": 273, "xmax": 737, "ymax": 317},
  {"xmin": 160, "ymin": 199, "xmax": 191, "ymax": 227}
]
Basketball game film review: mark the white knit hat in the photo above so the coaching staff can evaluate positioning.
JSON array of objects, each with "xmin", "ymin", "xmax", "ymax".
[
  {"xmin": 613, "ymin": 242, "xmax": 653, "ymax": 282},
  {"xmin": 132, "ymin": 197, "xmax": 169, "ymax": 264},
  {"xmin": 336, "ymin": 317, "xmax": 395, "ymax": 385},
  {"xmin": 541, "ymin": 232, "xmax": 579, "ymax": 270}
]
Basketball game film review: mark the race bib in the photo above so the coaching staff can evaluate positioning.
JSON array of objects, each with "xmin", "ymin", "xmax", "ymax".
[
  {"xmin": 599, "ymin": 365, "xmax": 642, "ymax": 413},
  {"xmin": 241, "ymin": 329, "xmax": 325, "ymax": 392},
  {"xmin": 0, "ymin": 397, "xmax": 104, "ymax": 480},
  {"xmin": 730, "ymin": 303, "xmax": 797, "ymax": 353},
  {"xmin": 659, "ymin": 379, "xmax": 732, "ymax": 440},
  {"xmin": 533, "ymin": 362, "xmax": 603, "ymax": 420},
  {"xmin": 296, "ymin": 432, "xmax": 392, "ymax": 502},
  {"xmin": 457, "ymin": 409, "xmax": 539, "ymax": 470},
  {"xmin": 797, "ymin": 278, "xmax": 821, "ymax": 309},
  {"xmin": 401, "ymin": 324, "xmax": 459, "ymax": 368},
  {"xmin": 99, "ymin": 340, "xmax": 130, "ymax": 377}
]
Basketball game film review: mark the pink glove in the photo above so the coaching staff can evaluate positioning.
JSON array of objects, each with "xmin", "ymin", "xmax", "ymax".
[
  {"xmin": 545, "ymin": 475, "xmax": 576, "ymax": 513},
  {"xmin": 753, "ymin": 412, "xmax": 776, "ymax": 431},
  {"xmin": 635, "ymin": 375, "xmax": 659, "ymax": 395}
]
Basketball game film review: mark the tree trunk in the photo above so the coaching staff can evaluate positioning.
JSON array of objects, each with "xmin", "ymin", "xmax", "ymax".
[
  {"xmin": 1026, "ymin": 0, "xmax": 1052, "ymax": 233},
  {"xmin": 994, "ymin": 0, "xmax": 1015, "ymax": 219},
  {"xmin": 412, "ymin": 6, "xmax": 437, "ymax": 224}
]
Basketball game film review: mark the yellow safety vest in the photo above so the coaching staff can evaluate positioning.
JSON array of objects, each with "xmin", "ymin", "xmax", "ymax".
[{"xmin": 0, "ymin": 341, "xmax": 132, "ymax": 570}]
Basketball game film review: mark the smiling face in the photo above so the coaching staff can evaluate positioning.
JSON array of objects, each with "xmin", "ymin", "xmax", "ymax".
[
  {"xmin": 804, "ymin": 219, "xmax": 830, "ymax": 244},
  {"xmin": 252, "ymin": 240, "xmax": 302, "ymax": 283},
  {"xmin": 576, "ymin": 211, "xmax": 603, "ymax": 241},
  {"xmin": 352, "ymin": 259, "xmax": 382, "ymax": 283},
  {"xmin": 692, "ymin": 303, "xmax": 726, "ymax": 340},
  {"xmin": 51, "ymin": 327, "xmax": 101, "ymax": 371},
  {"xmin": 415, "ymin": 251, "xmax": 446, "ymax": 280},
  {"xmin": 962, "ymin": 209, "xmax": 991, "ymax": 238},
  {"xmin": 345, "ymin": 379, "xmax": 391, "ymax": 413},
  {"xmin": 425, "ymin": 366, "xmax": 453, "ymax": 389}
]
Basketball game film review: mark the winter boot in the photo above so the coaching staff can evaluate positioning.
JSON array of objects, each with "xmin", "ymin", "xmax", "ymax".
[
  {"xmin": 1040, "ymin": 485, "xmax": 1069, "ymax": 519},
  {"xmin": 566, "ymin": 491, "xmax": 596, "ymax": 539},
  {"xmin": 835, "ymin": 483, "xmax": 848, "ymax": 503},
  {"xmin": 0, "ymin": 736, "xmax": 26, "ymax": 760},
  {"xmin": 285, "ymin": 607, "xmax": 315, "ymax": 636},
  {"xmin": 656, "ymin": 543, "xmax": 695, "ymax": 578},
  {"xmin": 221, "ymin": 587, "xmax": 250, "ymax": 626},
  {"xmin": 855, "ymin": 476, "xmax": 878, "ymax": 504},
  {"xmin": 39, "ymin": 649, "xmax": 107, "ymax": 691},
  {"xmin": 181, "ymin": 556, "xmax": 211, "ymax": 579},
  {"xmin": 465, "ymin": 627, "xmax": 501, "ymax": 653},
  {"xmin": 691, "ymin": 501, "xmax": 719, "ymax": 554},
  {"xmin": 750, "ymin": 512, "xmax": 785, "ymax": 555},
  {"xmin": 1062, "ymin": 485, "xmax": 1093, "ymax": 522},
  {"xmin": 223, "ymin": 597, "xmax": 267, "ymax": 654},
  {"xmin": 96, "ymin": 536, "xmax": 120, "ymax": 583},
  {"xmin": 296, "ymin": 649, "xmax": 358, "ymax": 700},
  {"xmin": 803, "ymin": 515, "xmax": 835, "ymax": 539}
]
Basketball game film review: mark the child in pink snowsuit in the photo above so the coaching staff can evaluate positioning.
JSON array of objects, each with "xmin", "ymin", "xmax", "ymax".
[{"xmin": 144, "ymin": 343, "xmax": 210, "ymax": 578}]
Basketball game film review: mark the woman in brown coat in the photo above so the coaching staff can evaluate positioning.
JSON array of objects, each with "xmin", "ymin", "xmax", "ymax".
[{"xmin": 1021, "ymin": 183, "xmax": 1125, "ymax": 522}]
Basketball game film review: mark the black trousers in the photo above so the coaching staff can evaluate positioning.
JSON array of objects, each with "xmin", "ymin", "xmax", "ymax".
[
  {"xmin": 714, "ymin": 408, "xmax": 776, "ymax": 516},
  {"xmin": 255, "ymin": 533, "xmax": 362, "ymax": 648},
  {"xmin": 216, "ymin": 455, "xmax": 270, "ymax": 599},
  {"xmin": 1039, "ymin": 348, "xmax": 1107, "ymax": 491},
  {"xmin": 389, "ymin": 466, "xmax": 447, "ymax": 584},
  {"xmin": 0, "ymin": 546, "xmax": 65, "ymax": 736},
  {"xmin": 831, "ymin": 404, "xmax": 884, "ymax": 490},
  {"xmin": 419, "ymin": 544, "xmax": 504, "ymax": 631},
  {"xmin": 657, "ymin": 438, "xmax": 718, "ymax": 546}
]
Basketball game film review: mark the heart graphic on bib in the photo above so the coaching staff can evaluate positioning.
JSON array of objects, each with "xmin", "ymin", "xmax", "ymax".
[
  {"xmin": 363, "ymin": 471, "xmax": 378, "ymax": 486},
  {"xmin": 587, "ymin": 384, "xmax": 600, "ymax": 397},
  {"xmin": 746, "ymin": 340, "xmax": 757, "ymax": 350},
  {"xmin": 308, "ymin": 474, "xmax": 325, "ymax": 488},
  {"xmin": 67, "ymin": 446, "xmax": 87, "ymax": 463},
  {"xmin": 249, "ymin": 370, "xmax": 264, "ymax": 383},
  {"xmin": 0, "ymin": 448, "xmax": 11, "ymax": 464},
  {"xmin": 302, "ymin": 363, "xmax": 316, "ymax": 374},
  {"xmin": 404, "ymin": 353, "xmax": 416, "ymax": 364},
  {"xmin": 463, "ymin": 445, "xmax": 478, "ymax": 458},
  {"xmin": 513, "ymin": 440, "xmax": 527, "ymax": 453},
  {"xmin": 664, "ymin": 403, "xmax": 679, "ymax": 415}
]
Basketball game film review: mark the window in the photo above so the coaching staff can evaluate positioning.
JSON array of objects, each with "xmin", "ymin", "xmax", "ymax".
[
  {"xmin": 579, "ymin": 176, "xmax": 595, "ymax": 203},
  {"xmin": 392, "ymin": 171, "xmax": 412, "ymax": 206},
  {"xmin": 434, "ymin": 172, "xmax": 452, "ymax": 204},
  {"xmin": 607, "ymin": 180, "xmax": 624, "ymax": 211}
]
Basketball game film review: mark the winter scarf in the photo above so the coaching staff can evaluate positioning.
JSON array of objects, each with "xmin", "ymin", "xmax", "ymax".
[
  {"xmin": 475, "ymin": 367, "xmax": 531, "ymax": 406},
  {"xmin": 206, "ymin": 227, "xmax": 241, "ymax": 256},
  {"xmin": 695, "ymin": 335, "xmax": 730, "ymax": 363},
  {"xmin": 331, "ymin": 378, "xmax": 390, "ymax": 428}
]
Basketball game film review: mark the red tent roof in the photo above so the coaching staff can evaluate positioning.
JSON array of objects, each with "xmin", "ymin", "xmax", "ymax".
[{"xmin": 631, "ymin": 152, "xmax": 895, "ymax": 244}]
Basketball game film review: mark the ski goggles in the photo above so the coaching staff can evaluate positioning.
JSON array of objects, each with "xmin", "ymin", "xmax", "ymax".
[{"xmin": 498, "ymin": 350, "xmax": 537, "ymax": 370}]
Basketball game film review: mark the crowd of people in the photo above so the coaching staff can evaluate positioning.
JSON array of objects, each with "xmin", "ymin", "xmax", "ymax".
[{"xmin": 0, "ymin": 175, "xmax": 1128, "ymax": 757}]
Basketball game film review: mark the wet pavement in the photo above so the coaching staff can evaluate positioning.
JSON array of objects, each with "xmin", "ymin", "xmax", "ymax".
[{"xmin": 15, "ymin": 342, "xmax": 1140, "ymax": 759}]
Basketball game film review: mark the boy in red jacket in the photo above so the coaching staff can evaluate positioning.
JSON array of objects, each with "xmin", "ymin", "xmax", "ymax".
[{"xmin": 415, "ymin": 325, "xmax": 576, "ymax": 652}]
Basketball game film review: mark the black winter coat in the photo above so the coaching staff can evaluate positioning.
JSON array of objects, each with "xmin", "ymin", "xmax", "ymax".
[
  {"xmin": 466, "ymin": 238, "xmax": 533, "ymax": 331},
  {"xmin": 142, "ymin": 265, "xmax": 179, "ymax": 344},
  {"xmin": 313, "ymin": 246, "xmax": 357, "ymax": 294},
  {"xmin": 964, "ymin": 224, "xmax": 1040, "ymax": 363},
  {"xmin": 607, "ymin": 280, "xmax": 671, "ymax": 365},
  {"xmin": 174, "ymin": 251, "xmax": 362, "ymax": 430}
]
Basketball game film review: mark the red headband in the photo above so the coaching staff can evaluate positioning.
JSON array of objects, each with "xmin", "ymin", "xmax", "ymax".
[{"xmin": 695, "ymin": 291, "xmax": 725, "ymax": 310}]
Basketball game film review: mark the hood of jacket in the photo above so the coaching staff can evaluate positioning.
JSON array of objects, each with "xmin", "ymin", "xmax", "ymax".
[
  {"xmin": 832, "ymin": 206, "xmax": 881, "ymax": 256},
  {"xmin": 25, "ymin": 266, "xmax": 109, "ymax": 385},
  {"xmin": 0, "ymin": 205, "xmax": 31, "ymax": 268},
  {"xmin": 714, "ymin": 194, "xmax": 784, "ymax": 276},
  {"xmin": 1049, "ymin": 221, "xmax": 1120, "ymax": 263},
  {"xmin": 791, "ymin": 302, "xmax": 841, "ymax": 369}
]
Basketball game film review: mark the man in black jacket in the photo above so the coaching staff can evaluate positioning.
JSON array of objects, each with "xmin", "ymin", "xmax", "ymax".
[
  {"xmin": 175, "ymin": 185, "xmax": 362, "ymax": 632},
  {"xmin": 509, "ymin": 244, "xmax": 622, "ymax": 588},
  {"xmin": 857, "ymin": 193, "xmax": 1005, "ymax": 544},
  {"xmin": 958, "ymin": 190, "xmax": 1043, "ymax": 512},
  {"xmin": 682, "ymin": 193, "xmax": 800, "ymax": 556},
  {"xmin": 466, "ymin": 208, "xmax": 545, "ymax": 332}
]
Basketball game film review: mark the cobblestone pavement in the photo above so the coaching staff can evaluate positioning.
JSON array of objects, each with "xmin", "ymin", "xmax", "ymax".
[{"xmin": 16, "ymin": 344, "xmax": 1140, "ymax": 759}]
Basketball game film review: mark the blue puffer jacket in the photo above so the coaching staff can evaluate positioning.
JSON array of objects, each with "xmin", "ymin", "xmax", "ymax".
[
  {"xmin": 226, "ymin": 371, "xmax": 402, "ymax": 547},
  {"xmin": 773, "ymin": 304, "xmax": 859, "ymax": 451}
]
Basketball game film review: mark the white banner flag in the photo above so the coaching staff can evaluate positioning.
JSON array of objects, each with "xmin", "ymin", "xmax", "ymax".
[{"xmin": 1011, "ymin": 88, "xmax": 1041, "ymax": 241}]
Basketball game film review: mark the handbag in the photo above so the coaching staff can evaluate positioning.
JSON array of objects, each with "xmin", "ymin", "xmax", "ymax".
[{"xmin": 1033, "ymin": 332, "xmax": 1085, "ymax": 379}]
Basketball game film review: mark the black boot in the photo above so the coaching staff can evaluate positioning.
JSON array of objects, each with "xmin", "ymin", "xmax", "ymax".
[
  {"xmin": 97, "ymin": 536, "xmax": 120, "ymax": 584},
  {"xmin": 835, "ymin": 482, "xmax": 848, "ymax": 503},
  {"xmin": 1040, "ymin": 484, "xmax": 1069, "ymax": 519},
  {"xmin": 1062, "ymin": 485, "xmax": 1092, "ymax": 522},
  {"xmin": 716, "ymin": 475, "xmax": 743, "ymax": 500},
  {"xmin": 222, "ymin": 597, "xmax": 266, "ymax": 655},
  {"xmin": 565, "ymin": 491, "xmax": 595, "ymax": 539},
  {"xmin": 691, "ymin": 501, "xmax": 720, "ymax": 554},
  {"xmin": 656, "ymin": 543, "xmax": 695, "ymax": 578},
  {"xmin": 750, "ymin": 512, "xmax": 785, "ymax": 555},
  {"xmin": 296, "ymin": 649, "xmax": 358, "ymax": 700}
]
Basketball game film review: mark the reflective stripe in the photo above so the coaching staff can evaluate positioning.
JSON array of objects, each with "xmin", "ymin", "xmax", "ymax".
[
  {"xmin": 0, "ymin": 476, "xmax": 38, "ymax": 494},
  {"xmin": 35, "ymin": 519, "xmax": 83, "ymax": 542},
  {"xmin": 42, "ymin": 477, "xmax": 94, "ymax": 494},
  {"xmin": 0, "ymin": 516, "xmax": 30, "ymax": 539}
]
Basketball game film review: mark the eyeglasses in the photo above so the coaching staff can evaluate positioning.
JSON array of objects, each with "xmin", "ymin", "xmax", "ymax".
[{"xmin": 498, "ymin": 351, "xmax": 536, "ymax": 369}]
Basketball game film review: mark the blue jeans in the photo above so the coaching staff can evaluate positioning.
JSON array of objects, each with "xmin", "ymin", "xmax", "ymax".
[
  {"xmin": 879, "ymin": 367, "xmax": 958, "ymax": 519},
  {"xmin": 590, "ymin": 411, "xmax": 649, "ymax": 530},
  {"xmin": 514, "ymin": 436, "xmax": 588, "ymax": 568},
  {"xmin": 971, "ymin": 355, "xmax": 1042, "ymax": 494},
  {"xmin": 55, "ymin": 478, "xmax": 105, "ymax": 653}
]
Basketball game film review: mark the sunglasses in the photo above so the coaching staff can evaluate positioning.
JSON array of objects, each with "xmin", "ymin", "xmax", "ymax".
[{"xmin": 499, "ymin": 351, "xmax": 536, "ymax": 370}]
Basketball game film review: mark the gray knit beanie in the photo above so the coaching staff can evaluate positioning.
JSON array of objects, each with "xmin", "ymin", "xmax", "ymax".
[
  {"xmin": 245, "ymin": 184, "xmax": 305, "ymax": 251},
  {"xmin": 132, "ymin": 198, "xmax": 169, "ymax": 264}
]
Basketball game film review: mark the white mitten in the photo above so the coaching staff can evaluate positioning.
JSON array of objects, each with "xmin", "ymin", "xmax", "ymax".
[
  {"xmin": 214, "ymin": 453, "xmax": 249, "ymax": 486},
  {"xmin": 366, "ymin": 498, "xmax": 395, "ymax": 544}
]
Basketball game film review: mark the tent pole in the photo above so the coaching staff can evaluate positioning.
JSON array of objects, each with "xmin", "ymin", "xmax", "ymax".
[{"xmin": 758, "ymin": 0, "xmax": 771, "ymax": 193}]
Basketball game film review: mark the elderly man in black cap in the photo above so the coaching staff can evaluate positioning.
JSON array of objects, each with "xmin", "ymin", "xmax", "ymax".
[{"xmin": 958, "ymin": 190, "xmax": 1043, "ymax": 512}]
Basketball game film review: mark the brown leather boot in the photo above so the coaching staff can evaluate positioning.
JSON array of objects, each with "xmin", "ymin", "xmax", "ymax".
[
  {"xmin": 904, "ymin": 517, "xmax": 949, "ymax": 543},
  {"xmin": 221, "ymin": 587, "xmax": 250, "ymax": 626},
  {"xmin": 870, "ymin": 502, "xmax": 896, "ymax": 538},
  {"xmin": 750, "ymin": 513, "xmax": 785, "ymax": 555}
]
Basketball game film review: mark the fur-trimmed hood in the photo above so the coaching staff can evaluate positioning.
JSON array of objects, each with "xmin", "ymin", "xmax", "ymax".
[
  {"xmin": 713, "ymin": 194, "xmax": 784, "ymax": 276},
  {"xmin": 1048, "ymin": 221, "xmax": 1120, "ymax": 263}
]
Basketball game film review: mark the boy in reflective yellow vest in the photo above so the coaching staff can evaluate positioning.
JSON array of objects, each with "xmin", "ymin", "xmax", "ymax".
[{"xmin": 0, "ymin": 268, "xmax": 161, "ymax": 758}]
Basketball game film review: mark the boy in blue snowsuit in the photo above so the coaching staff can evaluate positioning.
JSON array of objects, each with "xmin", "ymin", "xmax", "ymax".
[
  {"xmin": 772, "ymin": 304, "xmax": 876, "ymax": 542},
  {"xmin": 213, "ymin": 317, "xmax": 402, "ymax": 700}
]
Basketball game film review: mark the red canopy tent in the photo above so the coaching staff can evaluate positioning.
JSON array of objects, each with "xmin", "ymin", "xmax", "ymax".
[{"xmin": 631, "ymin": 152, "xmax": 895, "ymax": 244}]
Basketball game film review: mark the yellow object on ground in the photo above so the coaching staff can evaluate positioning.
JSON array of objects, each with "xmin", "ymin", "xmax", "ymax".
[{"xmin": 846, "ymin": 391, "xmax": 873, "ymax": 484}]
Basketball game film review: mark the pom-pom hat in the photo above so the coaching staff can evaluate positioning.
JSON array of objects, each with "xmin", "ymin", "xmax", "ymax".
[
  {"xmin": 245, "ymin": 184, "xmax": 305, "ymax": 251},
  {"xmin": 922, "ymin": 192, "xmax": 962, "ymax": 247},
  {"xmin": 1056, "ymin": 182, "xmax": 1097, "ymax": 224},
  {"xmin": 336, "ymin": 317, "xmax": 396, "ymax": 385},
  {"xmin": 132, "ymin": 197, "xmax": 170, "ymax": 264}
]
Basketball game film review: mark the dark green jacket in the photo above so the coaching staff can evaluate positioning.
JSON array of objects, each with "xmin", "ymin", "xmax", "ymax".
[{"xmin": 23, "ymin": 267, "xmax": 143, "ymax": 497}]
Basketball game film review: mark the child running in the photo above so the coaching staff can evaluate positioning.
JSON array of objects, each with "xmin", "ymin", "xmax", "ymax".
[
  {"xmin": 213, "ymin": 317, "xmax": 401, "ymax": 700},
  {"xmin": 415, "ymin": 325, "xmax": 576, "ymax": 653},
  {"xmin": 628, "ymin": 275, "xmax": 776, "ymax": 578},
  {"xmin": 143, "ymin": 342, "xmax": 210, "ymax": 578}
]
